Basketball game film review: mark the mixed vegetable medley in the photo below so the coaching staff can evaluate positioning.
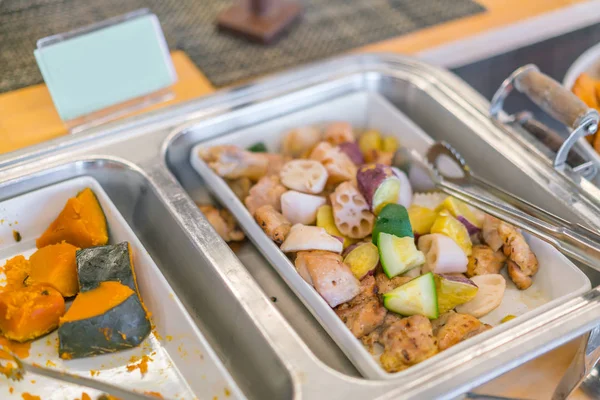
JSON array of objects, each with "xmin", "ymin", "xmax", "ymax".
[
  {"xmin": 0, "ymin": 188, "xmax": 151, "ymax": 363},
  {"xmin": 199, "ymin": 122, "xmax": 540, "ymax": 372}
]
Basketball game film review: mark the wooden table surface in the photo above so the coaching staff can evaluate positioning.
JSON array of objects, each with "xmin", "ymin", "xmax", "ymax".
[{"xmin": 0, "ymin": 0, "xmax": 594, "ymax": 398}]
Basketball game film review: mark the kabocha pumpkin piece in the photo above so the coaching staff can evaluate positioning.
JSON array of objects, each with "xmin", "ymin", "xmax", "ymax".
[
  {"xmin": 36, "ymin": 188, "xmax": 108, "ymax": 249},
  {"xmin": 76, "ymin": 241, "xmax": 136, "ymax": 292},
  {"xmin": 58, "ymin": 281, "xmax": 151, "ymax": 359},
  {"xmin": 27, "ymin": 242, "xmax": 79, "ymax": 297},
  {"xmin": 0, "ymin": 285, "xmax": 65, "ymax": 342},
  {"xmin": 1, "ymin": 255, "xmax": 31, "ymax": 291},
  {"xmin": 60, "ymin": 242, "xmax": 151, "ymax": 358}
]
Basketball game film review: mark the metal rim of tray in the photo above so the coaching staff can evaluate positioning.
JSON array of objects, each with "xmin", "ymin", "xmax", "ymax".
[{"xmin": 1, "ymin": 54, "xmax": 600, "ymax": 399}]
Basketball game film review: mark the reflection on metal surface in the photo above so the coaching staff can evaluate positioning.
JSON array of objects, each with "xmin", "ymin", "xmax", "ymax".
[
  {"xmin": 552, "ymin": 327, "xmax": 600, "ymax": 399},
  {"xmin": 1, "ymin": 54, "xmax": 600, "ymax": 398},
  {"xmin": 490, "ymin": 64, "xmax": 600, "ymax": 177}
]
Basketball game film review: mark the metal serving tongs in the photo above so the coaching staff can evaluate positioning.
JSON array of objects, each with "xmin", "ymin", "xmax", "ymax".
[
  {"xmin": 396, "ymin": 141, "xmax": 600, "ymax": 273},
  {"xmin": 427, "ymin": 141, "xmax": 600, "ymax": 239},
  {"xmin": 404, "ymin": 142, "xmax": 600, "ymax": 396},
  {"xmin": 0, "ymin": 344, "xmax": 163, "ymax": 400}
]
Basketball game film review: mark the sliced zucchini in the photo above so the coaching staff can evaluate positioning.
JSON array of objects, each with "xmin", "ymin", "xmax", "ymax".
[
  {"xmin": 58, "ymin": 281, "xmax": 151, "ymax": 359},
  {"xmin": 378, "ymin": 232, "xmax": 425, "ymax": 278},
  {"xmin": 383, "ymin": 272, "xmax": 439, "ymax": 319}
]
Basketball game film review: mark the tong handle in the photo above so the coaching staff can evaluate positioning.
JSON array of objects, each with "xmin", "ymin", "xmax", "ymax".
[
  {"xmin": 513, "ymin": 67, "xmax": 594, "ymax": 129},
  {"xmin": 439, "ymin": 181, "xmax": 600, "ymax": 273},
  {"xmin": 22, "ymin": 361, "xmax": 161, "ymax": 400}
]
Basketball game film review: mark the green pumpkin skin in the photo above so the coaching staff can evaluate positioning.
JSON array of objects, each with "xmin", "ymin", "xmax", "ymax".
[
  {"xmin": 58, "ymin": 294, "xmax": 151, "ymax": 359},
  {"xmin": 76, "ymin": 242, "xmax": 135, "ymax": 292}
]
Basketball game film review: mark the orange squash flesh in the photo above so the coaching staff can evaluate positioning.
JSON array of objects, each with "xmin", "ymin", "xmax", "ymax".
[
  {"xmin": 36, "ymin": 188, "xmax": 108, "ymax": 249},
  {"xmin": 28, "ymin": 242, "xmax": 79, "ymax": 297},
  {"xmin": 1, "ymin": 255, "xmax": 31, "ymax": 291},
  {"xmin": 0, "ymin": 285, "xmax": 65, "ymax": 342},
  {"xmin": 60, "ymin": 281, "xmax": 133, "ymax": 323}
]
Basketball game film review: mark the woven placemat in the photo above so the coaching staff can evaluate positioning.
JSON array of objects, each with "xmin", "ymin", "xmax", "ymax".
[{"xmin": 0, "ymin": 0, "xmax": 485, "ymax": 92}]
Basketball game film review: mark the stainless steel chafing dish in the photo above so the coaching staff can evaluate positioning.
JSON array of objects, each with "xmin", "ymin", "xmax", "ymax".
[{"xmin": 2, "ymin": 54, "xmax": 600, "ymax": 399}]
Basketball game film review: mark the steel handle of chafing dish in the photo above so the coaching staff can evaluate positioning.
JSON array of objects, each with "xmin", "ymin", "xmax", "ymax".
[
  {"xmin": 513, "ymin": 111, "xmax": 597, "ymax": 178},
  {"xmin": 490, "ymin": 65, "xmax": 599, "ymax": 173}
]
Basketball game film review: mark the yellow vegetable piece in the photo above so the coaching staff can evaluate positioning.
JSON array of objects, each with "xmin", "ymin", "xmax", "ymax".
[
  {"xmin": 344, "ymin": 243, "xmax": 380, "ymax": 279},
  {"xmin": 358, "ymin": 130, "xmax": 382, "ymax": 155},
  {"xmin": 501, "ymin": 314, "xmax": 517, "ymax": 323},
  {"xmin": 372, "ymin": 178, "xmax": 401, "ymax": 215},
  {"xmin": 430, "ymin": 211, "xmax": 472, "ymax": 256},
  {"xmin": 382, "ymin": 136, "xmax": 399, "ymax": 153},
  {"xmin": 408, "ymin": 205, "xmax": 438, "ymax": 235},
  {"xmin": 316, "ymin": 205, "xmax": 355, "ymax": 248},
  {"xmin": 436, "ymin": 196, "xmax": 483, "ymax": 229}
]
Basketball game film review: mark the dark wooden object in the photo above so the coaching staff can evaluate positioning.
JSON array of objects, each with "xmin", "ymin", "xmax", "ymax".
[{"xmin": 217, "ymin": 0, "xmax": 302, "ymax": 44}]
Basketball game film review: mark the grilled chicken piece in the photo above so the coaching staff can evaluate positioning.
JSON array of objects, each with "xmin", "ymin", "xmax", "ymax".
[
  {"xmin": 432, "ymin": 311, "xmax": 490, "ymax": 351},
  {"xmin": 361, "ymin": 313, "xmax": 402, "ymax": 350},
  {"xmin": 198, "ymin": 205, "xmax": 245, "ymax": 242},
  {"xmin": 265, "ymin": 153, "xmax": 290, "ymax": 177},
  {"xmin": 335, "ymin": 275, "xmax": 387, "ymax": 338},
  {"xmin": 226, "ymin": 177, "xmax": 252, "ymax": 201},
  {"xmin": 200, "ymin": 145, "xmax": 268, "ymax": 181},
  {"xmin": 281, "ymin": 126, "xmax": 322, "ymax": 158},
  {"xmin": 498, "ymin": 222, "xmax": 539, "ymax": 290},
  {"xmin": 482, "ymin": 215, "xmax": 503, "ymax": 252},
  {"xmin": 280, "ymin": 224, "xmax": 343, "ymax": 254},
  {"xmin": 294, "ymin": 251, "xmax": 360, "ymax": 307},
  {"xmin": 324, "ymin": 122, "xmax": 354, "ymax": 145},
  {"xmin": 506, "ymin": 260, "xmax": 534, "ymax": 291},
  {"xmin": 254, "ymin": 205, "xmax": 291, "ymax": 245},
  {"xmin": 364, "ymin": 150, "xmax": 394, "ymax": 166},
  {"xmin": 470, "ymin": 231, "xmax": 483, "ymax": 246},
  {"xmin": 294, "ymin": 251, "xmax": 314, "ymax": 285},
  {"xmin": 309, "ymin": 142, "xmax": 357, "ymax": 185},
  {"xmin": 244, "ymin": 175, "xmax": 287, "ymax": 215},
  {"xmin": 379, "ymin": 315, "xmax": 438, "ymax": 372},
  {"xmin": 466, "ymin": 244, "xmax": 507, "ymax": 277},
  {"xmin": 462, "ymin": 323, "xmax": 493, "ymax": 341},
  {"xmin": 375, "ymin": 272, "xmax": 412, "ymax": 295}
]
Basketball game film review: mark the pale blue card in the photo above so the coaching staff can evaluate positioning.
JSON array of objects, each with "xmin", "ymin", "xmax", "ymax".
[{"xmin": 34, "ymin": 11, "xmax": 177, "ymax": 121}]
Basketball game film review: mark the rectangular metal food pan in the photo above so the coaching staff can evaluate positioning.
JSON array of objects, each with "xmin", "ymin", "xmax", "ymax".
[
  {"xmin": 0, "ymin": 176, "xmax": 244, "ymax": 399},
  {"xmin": 188, "ymin": 90, "xmax": 591, "ymax": 379},
  {"xmin": 2, "ymin": 54, "xmax": 600, "ymax": 399}
]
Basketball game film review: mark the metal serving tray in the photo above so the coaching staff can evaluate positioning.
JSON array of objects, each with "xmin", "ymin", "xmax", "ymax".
[
  {"xmin": 0, "ymin": 176, "xmax": 243, "ymax": 399},
  {"xmin": 188, "ymin": 90, "xmax": 591, "ymax": 379},
  {"xmin": 1, "ymin": 54, "xmax": 600, "ymax": 399}
]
